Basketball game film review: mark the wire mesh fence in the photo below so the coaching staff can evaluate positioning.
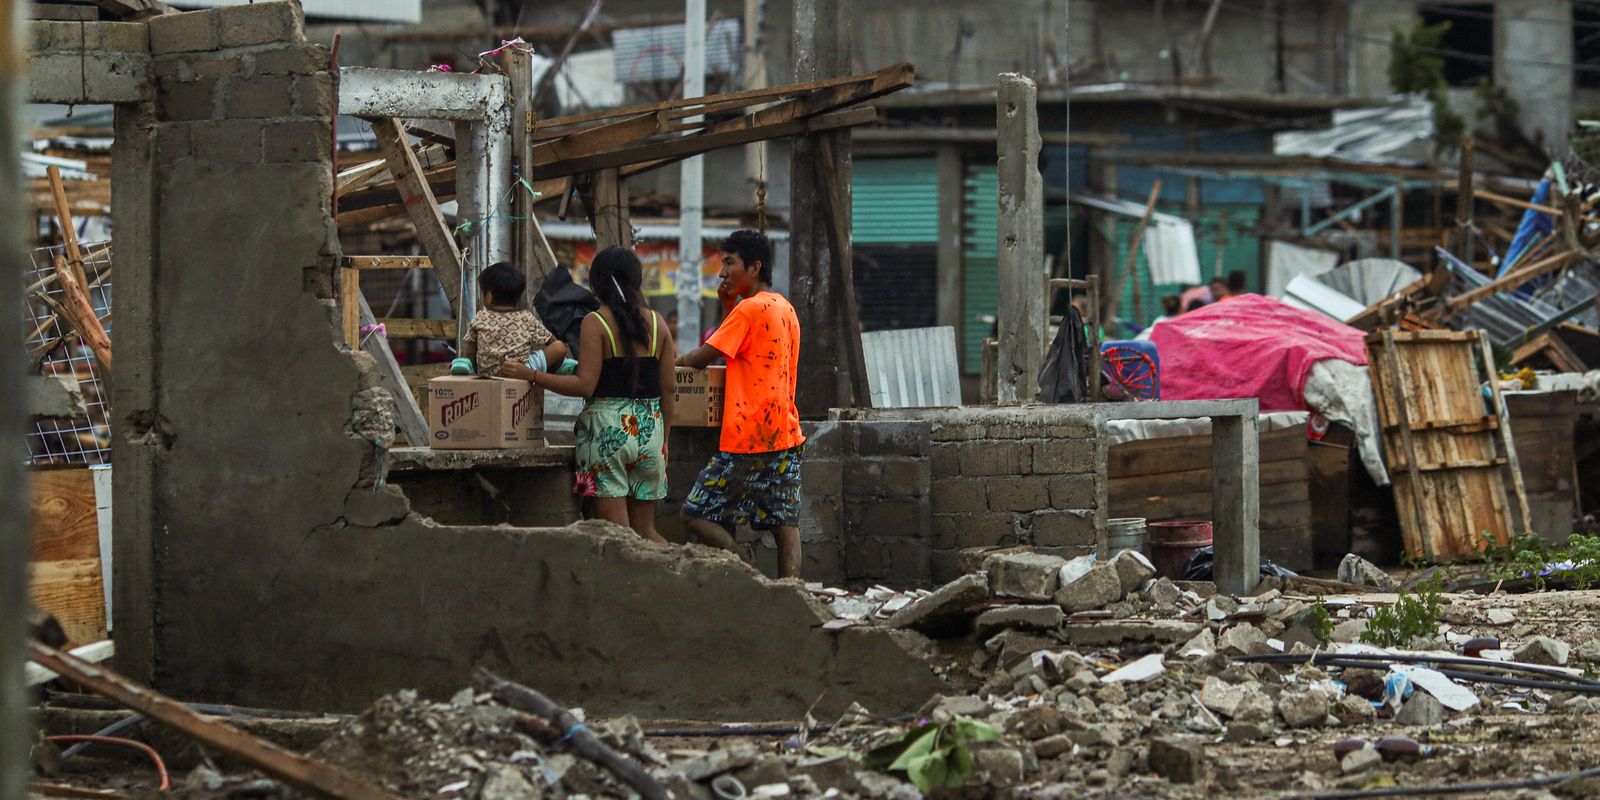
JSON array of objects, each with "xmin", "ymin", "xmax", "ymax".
[{"xmin": 24, "ymin": 241, "xmax": 112, "ymax": 466}]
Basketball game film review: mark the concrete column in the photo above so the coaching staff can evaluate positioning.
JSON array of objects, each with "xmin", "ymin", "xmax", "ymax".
[
  {"xmin": 996, "ymin": 74, "xmax": 1045, "ymax": 405},
  {"xmin": 789, "ymin": 0, "xmax": 852, "ymax": 417},
  {"xmin": 1345, "ymin": 0, "xmax": 1418, "ymax": 98},
  {"xmin": 1212, "ymin": 406, "xmax": 1261, "ymax": 596},
  {"xmin": 1496, "ymin": 0, "xmax": 1572, "ymax": 154},
  {"xmin": 1, "ymin": 1, "xmax": 31, "ymax": 789}
]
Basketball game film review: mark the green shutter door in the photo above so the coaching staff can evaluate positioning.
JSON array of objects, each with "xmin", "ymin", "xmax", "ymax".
[
  {"xmin": 852, "ymin": 158, "xmax": 940, "ymax": 244},
  {"xmin": 962, "ymin": 166, "xmax": 998, "ymax": 370}
]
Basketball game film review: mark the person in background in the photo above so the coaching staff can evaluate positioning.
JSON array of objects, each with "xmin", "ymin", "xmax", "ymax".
[
  {"xmin": 1135, "ymin": 295, "xmax": 1183, "ymax": 341},
  {"xmin": 503, "ymin": 247, "xmax": 675, "ymax": 544},
  {"xmin": 460, "ymin": 262, "xmax": 568, "ymax": 376},
  {"xmin": 665, "ymin": 309, "xmax": 680, "ymax": 345},
  {"xmin": 1226, "ymin": 270, "xmax": 1249, "ymax": 298},
  {"xmin": 1207, "ymin": 276, "xmax": 1230, "ymax": 303},
  {"xmin": 676, "ymin": 230, "xmax": 806, "ymax": 579}
]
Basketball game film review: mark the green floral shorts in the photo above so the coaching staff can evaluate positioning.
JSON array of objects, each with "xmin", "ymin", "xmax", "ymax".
[{"xmin": 574, "ymin": 398, "xmax": 667, "ymax": 500}]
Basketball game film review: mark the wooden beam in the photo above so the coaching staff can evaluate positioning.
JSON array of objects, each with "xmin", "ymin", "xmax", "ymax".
[
  {"xmin": 369, "ymin": 118, "xmax": 465, "ymax": 313},
  {"xmin": 1474, "ymin": 188, "xmax": 1562, "ymax": 217},
  {"xmin": 342, "ymin": 255, "xmax": 433, "ymax": 270},
  {"xmin": 532, "ymin": 64, "xmax": 909, "ymax": 132},
  {"xmin": 1445, "ymin": 249, "xmax": 1581, "ymax": 311},
  {"xmin": 340, "ymin": 268, "xmax": 361, "ymax": 349},
  {"xmin": 51, "ymin": 256, "xmax": 112, "ymax": 378},
  {"xmin": 503, "ymin": 45, "xmax": 562, "ymax": 293},
  {"xmin": 815, "ymin": 136, "xmax": 870, "ymax": 407},
  {"xmin": 28, "ymin": 642, "xmax": 408, "ymax": 800},
  {"xmin": 1110, "ymin": 180, "xmax": 1162, "ymax": 324},
  {"xmin": 358, "ymin": 296, "xmax": 431, "ymax": 447},
  {"xmin": 46, "ymin": 167, "xmax": 89, "ymax": 290},
  {"xmin": 377, "ymin": 318, "xmax": 458, "ymax": 339},
  {"xmin": 535, "ymin": 107, "xmax": 878, "ymax": 182}
]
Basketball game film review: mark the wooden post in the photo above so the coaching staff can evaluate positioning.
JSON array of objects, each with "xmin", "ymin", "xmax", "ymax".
[
  {"xmin": 370, "ymin": 118, "xmax": 466, "ymax": 314},
  {"xmin": 340, "ymin": 267, "xmax": 361, "ymax": 349},
  {"xmin": 789, "ymin": 0, "xmax": 852, "ymax": 417},
  {"xmin": 1456, "ymin": 138, "xmax": 1476, "ymax": 267},
  {"xmin": 1193, "ymin": 0, "xmax": 1224, "ymax": 75},
  {"xmin": 502, "ymin": 45, "xmax": 558, "ymax": 300},
  {"xmin": 935, "ymin": 145, "xmax": 964, "ymax": 337},
  {"xmin": 996, "ymin": 73, "xmax": 1046, "ymax": 405},
  {"xmin": 815, "ymin": 137, "xmax": 870, "ymax": 406},
  {"xmin": 1480, "ymin": 330, "xmax": 1534, "ymax": 535},
  {"xmin": 591, "ymin": 168, "xmax": 633, "ymax": 250}
]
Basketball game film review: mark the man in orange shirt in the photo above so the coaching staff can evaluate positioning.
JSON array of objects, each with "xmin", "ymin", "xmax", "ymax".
[{"xmin": 677, "ymin": 230, "xmax": 806, "ymax": 578}]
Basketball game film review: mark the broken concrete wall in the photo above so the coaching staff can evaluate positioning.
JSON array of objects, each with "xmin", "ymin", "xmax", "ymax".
[
  {"xmin": 835, "ymin": 406, "xmax": 1105, "ymax": 583},
  {"xmin": 108, "ymin": 2, "xmax": 941, "ymax": 720}
]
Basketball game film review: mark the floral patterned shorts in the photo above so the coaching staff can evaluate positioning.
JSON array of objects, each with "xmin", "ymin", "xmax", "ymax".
[
  {"xmin": 682, "ymin": 444, "xmax": 804, "ymax": 530},
  {"xmin": 574, "ymin": 398, "xmax": 667, "ymax": 501}
]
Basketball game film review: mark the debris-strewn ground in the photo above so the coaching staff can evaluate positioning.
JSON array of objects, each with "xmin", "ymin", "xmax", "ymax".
[{"xmin": 37, "ymin": 551, "xmax": 1600, "ymax": 800}]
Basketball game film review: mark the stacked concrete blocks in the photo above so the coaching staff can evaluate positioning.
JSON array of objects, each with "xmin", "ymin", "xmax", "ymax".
[{"xmin": 799, "ymin": 419, "xmax": 934, "ymax": 585}]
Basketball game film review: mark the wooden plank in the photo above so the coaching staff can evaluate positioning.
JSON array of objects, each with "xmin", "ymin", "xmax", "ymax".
[
  {"xmin": 1391, "ymin": 456, "xmax": 1507, "ymax": 471},
  {"xmin": 532, "ymin": 66, "xmax": 901, "ymax": 131},
  {"xmin": 1482, "ymin": 329, "xmax": 1533, "ymax": 536},
  {"xmin": 538, "ymin": 106, "xmax": 878, "ymax": 182},
  {"xmin": 1114, "ymin": 487, "xmax": 1307, "ymax": 528},
  {"xmin": 29, "ymin": 560, "xmax": 106, "ymax": 646},
  {"xmin": 400, "ymin": 362, "xmax": 451, "ymax": 388},
  {"xmin": 52, "ymin": 255, "xmax": 113, "ymax": 378},
  {"xmin": 358, "ymin": 295, "xmax": 431, "ymax": 447},
  {"xmin": 369, "ymin": 118, "xmax": 465, "ymax": 314},
  {"xmin": 30, "ymin": 469, "xmax": 98, "ymax": 562},
  {"xmin": 28, "ymin": 643, "xmax": 409, "ymax": 800},
  {"xmin": 46, "ymin": 166, "xmax": 89, "ymax": 289},
  {"xmin": 342, "ymin": 255, "xmax": 433, "ymax": 270},
  {"xmin": 1375, "ymin": 329, "xmax": 1431, "ymax": 560},
  {"xmin": 1445, "ymin": 250, "xmax": 1582, "ymax": 311},
  {"xmin": 26, "ymin": 640, "xmax": 114, "ymax": 687},
  {"xmin": 340, "ymin": 268, "xmax": 361, "ymax": 349},
  {"xmin": 815, "ymin": 135, "xmax": 871, "ymax": 408},
  {"xmin": 377, "ymin": 318, "xmax": 458, "ymax": 339},
  {"xmin": 1383, "ymin": 416, "xmax": 1499, "ymax": 434}
]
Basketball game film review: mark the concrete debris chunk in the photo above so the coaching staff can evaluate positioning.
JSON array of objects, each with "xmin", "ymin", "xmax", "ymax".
[
  {"xmin": 1333, "ymin": 694, "xmax": 1377, "ymax": 724},
  {"xmin": 1179, "ymin": 628, "xmax": 1217, "ymax": 658},
  {"xmin": 1101, "ymin": 653, "xmax": 1165, "ymax": 684},
  {"xmin": 1487, "ymin": 608, "xmax": 1515, "ymax": 625},
  {"xmin": 1146, "ymin": 577, "xmax": 1183, "ymax": 609},
  {"xmin": 1402, "ymin": 667, "xmax": 1480, "ymax": 711},
  {"xmin": 1577, "ymin": 640, "xmax": 1600, "ymax": 664},
  {"xmin": 1057, "ymin": 554, "xmax": 1096, "ymax": 587},
  {"xmin": 1032, "ymin": 733, "xmax": 1073, "ymax": 759},
  {"xmin": 1006, "ymin": 705, "xmax": 1066, "ymax": 739},
  {"xmin": 1109, "ymin": 550, "xmax": 1157, "ymax": 596},
  {"xmin": 1053, "ymin": 563, "xmax": 1123, "ymax": 613},
  {"xmin": 985, "ymin": 552, "xmax": 1068, "ymax": 601},
  {"xmin": 1513, "ymin": 636, "xmax": 1570, "ymax": 666},
  {"xmin": 972, "ymin": 746, "xmax": 1025, "ymax": 784},
  {"xmin": 1199, "ymin": 677, "xmax": 1247, "ymax": 718},
  {"xmin": 1278, "ymin": 688, "xmax": 1330, "ymax": 729},
  {"xmin": 1206, "ymin": 596, "xmax": 1239, "ymax": 622},
  {"xmin": 1340, "ymin": 746, "xmax": 1382, "ymax": 775},
  {"xmin": 1148, "ymin": 737, "xmax": 1205, "ymax": 784},
  {"xmin": 1062, "ymin": 619, "xmax": 1203, "ymax": 647},
  {"xmin": 1234, "ymin": 692, "xmax": 1276, "ymax": 724},
  {"xmin": 1217, "ymin": 623, "xmax": 1268, "ymax": 656},
  {"xmin": 1395, "ymin": 691, "xmax": 1445, "ymax": 727},
  {"xmin": 885, "ymin": 572, "xmax": 987, "ymax": 631},
  {"xmin": 974, "ymin": 605, "xmax": 1065, "ymax": 636},
  {"xmin": 1336, "ymin": 554, "xmax": 1397, "ymax": 591},
  {"xmin": 1331, "ymin": 619, "xmax": 1369, "ymax": 643}
]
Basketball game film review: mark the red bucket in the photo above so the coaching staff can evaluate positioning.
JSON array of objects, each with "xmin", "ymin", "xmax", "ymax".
[{"xmin": 1147, "ymin": 520, "xmax": 1213, "ymax": 580}]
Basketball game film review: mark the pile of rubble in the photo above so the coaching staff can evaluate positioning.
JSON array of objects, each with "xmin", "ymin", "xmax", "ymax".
[{"xmin": 148, "ymin": 552, "xmax": 1600, "ymax": 799}]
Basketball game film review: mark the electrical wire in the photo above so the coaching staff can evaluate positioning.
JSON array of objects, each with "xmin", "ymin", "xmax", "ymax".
[
  {"xmin": 45, "ymin": 736, "xmax": 170, "ymax": 791},
  {"xmin": 1283, "ymin": 764, "xmax": 1600, "ymax": 799}
]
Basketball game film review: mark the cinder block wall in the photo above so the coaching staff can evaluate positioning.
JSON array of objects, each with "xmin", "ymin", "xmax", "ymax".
[{"xmin": 834, "ymin": 406, "xmax": 1106, "ymax": 583}]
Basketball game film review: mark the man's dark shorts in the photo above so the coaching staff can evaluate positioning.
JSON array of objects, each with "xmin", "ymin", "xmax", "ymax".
[{"xmin": 682, "ymin": 444, "xmax": 804, "ymax": 530}]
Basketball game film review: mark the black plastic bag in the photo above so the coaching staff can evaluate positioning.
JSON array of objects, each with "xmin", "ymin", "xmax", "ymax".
[
  {"xmin": 1179, "ymin": 545, "xmax": 1298, "ymax": 582},
  {"xmin": 533, "ymin": 265, "xmax": 599, "ymax": 355},
  {"xmin": 1037, "ymin": 305, "xmax": 1091, "ymax": 403}
]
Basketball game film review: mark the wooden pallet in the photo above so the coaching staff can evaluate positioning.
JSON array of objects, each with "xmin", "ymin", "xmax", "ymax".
[
  {"xmin": 29, "ymin": 467, "xmax": 107, "ymax": 645},
  {"xmin": 1366, "ymin": 329, "xmax": 1532, "ymax": 561}
]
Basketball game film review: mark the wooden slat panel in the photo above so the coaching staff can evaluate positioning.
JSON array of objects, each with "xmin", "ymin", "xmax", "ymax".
[
  {"xmin": 29, "ymin": 559, "xmax": 106, "ymax": 646},
  {"xmin": 378, "ymin": 318, "xmax": 458, "ymax": 340},
  {"xmin": 1368, "ymin": 333, "xmax": 1518, "ymax": 561},
  {"xmin": 342, "ymin": 255, "xmax": 434, "ymax": 270},
  {"xmin": 1109, "ymin": 458, "xmax": 1307, "ymax": 503},
  {"xmin": 30, "ymin": 469, "xmax": 98, "ymax": 562},
  {"xmin": 1113, "ymin": 487, "xmax": 1310, "ymax": 526}
]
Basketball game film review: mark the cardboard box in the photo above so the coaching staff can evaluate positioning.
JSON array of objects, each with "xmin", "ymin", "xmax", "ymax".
[
  {"xmin": 672, "ymin": 366, "xmax": 725, "ymax": 427},
  {"xmin": 427, "ymin": 375, "xmax": 543, "ymax": 449}
]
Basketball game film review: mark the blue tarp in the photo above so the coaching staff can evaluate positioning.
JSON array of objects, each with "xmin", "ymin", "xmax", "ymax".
[{"xmin": 1499, "ymin": 178, "xmax": 1554, "ymax": 278}]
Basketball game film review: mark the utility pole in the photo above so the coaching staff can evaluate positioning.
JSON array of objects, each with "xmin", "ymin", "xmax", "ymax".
[
  {"xmin": 677, "ymin": 0, "xmax": 707, "ymax": 347},
  {"xmin": 1, "ymin": 0, "xmax": 33, "ymax": 795},
  {"xmin": 996, "ymin": 73, "xmax": 1045, "ymax": 404}
]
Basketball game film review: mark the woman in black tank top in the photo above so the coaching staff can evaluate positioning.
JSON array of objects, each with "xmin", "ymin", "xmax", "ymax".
[{"xmin": 503, "ymin": 247, "xmax": 677, "ymax": 543}]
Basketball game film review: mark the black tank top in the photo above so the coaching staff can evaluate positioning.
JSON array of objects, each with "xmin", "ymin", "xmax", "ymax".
[{"xmin": 591, "ymin": 311, "xmax": 662, "ymax": 399}]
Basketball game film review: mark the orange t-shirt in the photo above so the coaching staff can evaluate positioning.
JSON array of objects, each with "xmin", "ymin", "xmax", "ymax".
[{"xmin": 706, "ymin": 291, "xmax": 806, "ymax": 454}]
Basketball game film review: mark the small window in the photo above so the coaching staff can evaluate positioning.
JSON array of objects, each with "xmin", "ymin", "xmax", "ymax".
[{"xmin": 1418, "ymin": 4, "xmax": 1494, "ymax": 87}]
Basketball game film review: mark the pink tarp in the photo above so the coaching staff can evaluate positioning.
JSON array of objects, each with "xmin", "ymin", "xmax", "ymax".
[{"xmin": 1147, "ymin": 294, "xmax": 1368, "ymax": 411}]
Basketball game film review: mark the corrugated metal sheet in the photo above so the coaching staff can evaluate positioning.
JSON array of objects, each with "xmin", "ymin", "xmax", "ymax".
[
  {"xmin": 962, "ymin": 166, "xmax": 998, "ymax": 371},
  {"xmin": 862, "ymin": 327, "xmax": 962, "ymax": 409},
  {"xmin": 852, "ymin": 158, "xmax": 939, "ymax": 244},
  {"xmin": 612, "ymin": 19, "xmax": 741, "ymax": 83},
  {"xmin": 169, "ymin": 0, "xmax": 419, "ymax": 23}
]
